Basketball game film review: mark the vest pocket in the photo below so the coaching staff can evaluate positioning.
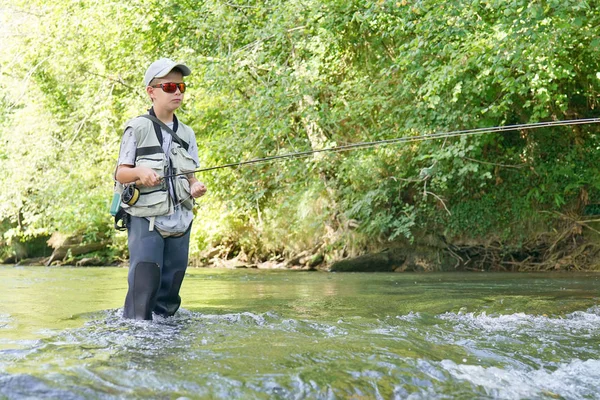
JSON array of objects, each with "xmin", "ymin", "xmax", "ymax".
[
  {"xmin": 125, "ymin": 156, "xmax": 171, "ymax": 217},
  {"xmin": 135, "ymin": 156, "xmax": 168, "ymax": 205},
  {"xmin": 175, "ymin": 176, "xmax": 194, "ymax": 210},
  {"xmin": 136, "ymin": 156, "xmax": 166, "ymax": 178},
  {"xmin": 125, "ymin": 187, "xmax": 170, "ymax": 217},
  {"xmin": 170, "ymin": 146, "xmax": 197, "ymax": 174}
]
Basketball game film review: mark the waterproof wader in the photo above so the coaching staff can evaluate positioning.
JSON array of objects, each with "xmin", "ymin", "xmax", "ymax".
[{"xmin": 123, "ymin": 216, "xmax": 191, "ymax": 320}]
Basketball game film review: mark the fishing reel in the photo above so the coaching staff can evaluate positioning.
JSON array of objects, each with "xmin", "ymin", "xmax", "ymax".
[{"xmin": 122, "ymin": 183, "xmax": 140, "ymax": 206}]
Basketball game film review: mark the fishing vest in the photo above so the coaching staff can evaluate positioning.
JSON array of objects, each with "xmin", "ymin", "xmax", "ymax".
[{"xmin": 116, "ymin": 115, "xmax": 198, "ymax": 218}]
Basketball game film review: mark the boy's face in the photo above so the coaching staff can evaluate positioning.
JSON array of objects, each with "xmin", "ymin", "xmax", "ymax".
[{"xmin": 147, "ymin": 70, "xmax": 185, "ymax": 112}]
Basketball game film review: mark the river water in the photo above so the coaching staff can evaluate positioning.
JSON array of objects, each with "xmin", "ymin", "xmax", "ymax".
[{"xmin": 0, "ymin": 266, "xmax": 598, "ymax": 399}]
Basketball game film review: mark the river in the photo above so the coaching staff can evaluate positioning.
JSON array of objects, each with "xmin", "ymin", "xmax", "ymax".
[{"xmin": 0, "ymin": 266, "xmax": 598, "ymax": 399}]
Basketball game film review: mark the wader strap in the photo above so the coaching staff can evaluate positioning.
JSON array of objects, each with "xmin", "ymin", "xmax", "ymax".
[{"xmin": 148, "ymin": 216, "xmax": 155, "ymax": 231}]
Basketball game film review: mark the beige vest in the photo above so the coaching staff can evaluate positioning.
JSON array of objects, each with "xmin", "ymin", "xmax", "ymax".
[{"xmin": 115, "ymin": 116, "xmax": 197, "ymax": 217}]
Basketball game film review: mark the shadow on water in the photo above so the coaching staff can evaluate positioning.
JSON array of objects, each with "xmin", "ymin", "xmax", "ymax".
[{"xmin": 0, "ymin": 267, "xmax": 599, "ymax": 399}]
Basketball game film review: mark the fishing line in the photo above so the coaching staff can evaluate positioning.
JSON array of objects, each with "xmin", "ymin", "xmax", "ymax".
[{"xmin": 164, "ymin": 117, "xmax": 600, "ymax": 178}]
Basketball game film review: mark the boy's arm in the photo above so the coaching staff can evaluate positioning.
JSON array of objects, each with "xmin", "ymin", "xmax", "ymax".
[{"xmin": 116, "ymin": 165, "xmax": 162, "ymax": 187}]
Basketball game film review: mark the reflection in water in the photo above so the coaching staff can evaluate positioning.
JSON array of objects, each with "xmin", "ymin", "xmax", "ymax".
[{"xmin": 0, "ymin": 267, "xmax": 599, "ymax": 399}]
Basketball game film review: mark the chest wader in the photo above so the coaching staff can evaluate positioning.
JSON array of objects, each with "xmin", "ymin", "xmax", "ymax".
[{"xmin": 123, "ymin": 215, "xmax": 191, "ymax": 320}]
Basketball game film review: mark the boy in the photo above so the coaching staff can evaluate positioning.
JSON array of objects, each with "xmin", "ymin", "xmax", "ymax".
[{"xmin": 115, "ymin": 57, "xmax": 207, "ymax": 320}]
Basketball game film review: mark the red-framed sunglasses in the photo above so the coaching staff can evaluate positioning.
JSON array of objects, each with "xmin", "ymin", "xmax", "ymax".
[{"xmin": 150, "ymin": 82, "xmax": 187, "ymax": 93}]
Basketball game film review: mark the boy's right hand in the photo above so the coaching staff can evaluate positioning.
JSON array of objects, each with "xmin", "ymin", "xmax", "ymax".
[{"xmin": 136, "ymin": 167, "xmax": 161, "ymax": 187}]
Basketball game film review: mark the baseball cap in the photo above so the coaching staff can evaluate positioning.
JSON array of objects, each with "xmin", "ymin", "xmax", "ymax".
[{"xmin": 144, "ymin": 58, "xmax": 191, "ymax": 86}]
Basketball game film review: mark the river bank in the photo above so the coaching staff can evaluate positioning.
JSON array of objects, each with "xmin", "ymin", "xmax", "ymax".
[{"xmin": 3, "ymin": 220, "xmax": 599, "ymax": 272}]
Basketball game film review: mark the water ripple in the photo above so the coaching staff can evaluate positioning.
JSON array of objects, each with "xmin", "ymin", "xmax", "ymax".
[
  {"xmin": 0, "ymin": 313, "xmax": 12, "ymax": 330},
  {"xmin": 441, "ymin": 358, "xmax": 600, "ymax": 399},
  {"xmin": 0, "ymin": 303, "xmax": 598, "ymax": 398}
]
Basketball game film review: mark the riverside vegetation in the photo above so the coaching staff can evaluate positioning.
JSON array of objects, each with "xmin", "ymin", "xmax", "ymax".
[{"xmin": 1, "ymin": 0, "xmax": 599, "ymax": 272}]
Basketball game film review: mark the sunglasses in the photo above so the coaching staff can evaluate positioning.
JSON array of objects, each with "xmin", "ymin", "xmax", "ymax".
[{"xmin": 150, "ymin": 82, "xmax": 187, "ymax": 93}]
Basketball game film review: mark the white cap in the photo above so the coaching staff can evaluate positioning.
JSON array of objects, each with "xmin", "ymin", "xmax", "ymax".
[{"xmin": 143, "ymin": 58, "xmax": 191, "ymax": 86}]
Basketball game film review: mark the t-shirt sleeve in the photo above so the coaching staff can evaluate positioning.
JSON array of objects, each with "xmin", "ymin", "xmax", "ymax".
[{"xmin": 118, "ymin": 127, "xmax": 137, "ymax": 166}]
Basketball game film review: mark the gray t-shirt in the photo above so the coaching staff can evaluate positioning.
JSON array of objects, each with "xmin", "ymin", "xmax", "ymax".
[{"xmin": 117, "ymin": 121, "xmax": 199, "ymax": 233}]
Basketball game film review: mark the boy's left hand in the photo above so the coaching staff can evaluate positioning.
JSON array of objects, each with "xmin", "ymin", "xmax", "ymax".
[{"xmin": 191, "ymin": 181, "xmax": 207, "ymax": 198}]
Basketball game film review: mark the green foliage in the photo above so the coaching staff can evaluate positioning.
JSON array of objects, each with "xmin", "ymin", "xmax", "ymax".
[
  {"xmin": 446, "ymin": 187, "xmax": 541, "ymax": 242},
  {"xmin": 1, "ymin": 0, "xmax": 599, "ymax": 261}
]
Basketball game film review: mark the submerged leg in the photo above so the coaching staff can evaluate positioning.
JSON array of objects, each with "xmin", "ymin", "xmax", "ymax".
[
  {"xmin": 123, "ymin": 216, "xmax": 164, "ymax": 320},
  {"xmin": 123, "ymin": 262, "xmax": 160, "ymax": 320},
  {"xmin": 154, "ymin": 226, "xmax": 192, "ymax": 317}
]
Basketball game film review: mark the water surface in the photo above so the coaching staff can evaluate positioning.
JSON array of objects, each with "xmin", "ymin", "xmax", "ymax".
[{"xmin": 0, "ymin": 267, "xmax": 599, "ymax": 399}]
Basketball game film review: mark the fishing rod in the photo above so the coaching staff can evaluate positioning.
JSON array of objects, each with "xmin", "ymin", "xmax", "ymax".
[
  {"xmin": 164, "ymin": 117, "xmax": 600, "ymax": 179},
  {"xmin": 120, "ymin": 117, "xmax": 599, "ymax": 207}
]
